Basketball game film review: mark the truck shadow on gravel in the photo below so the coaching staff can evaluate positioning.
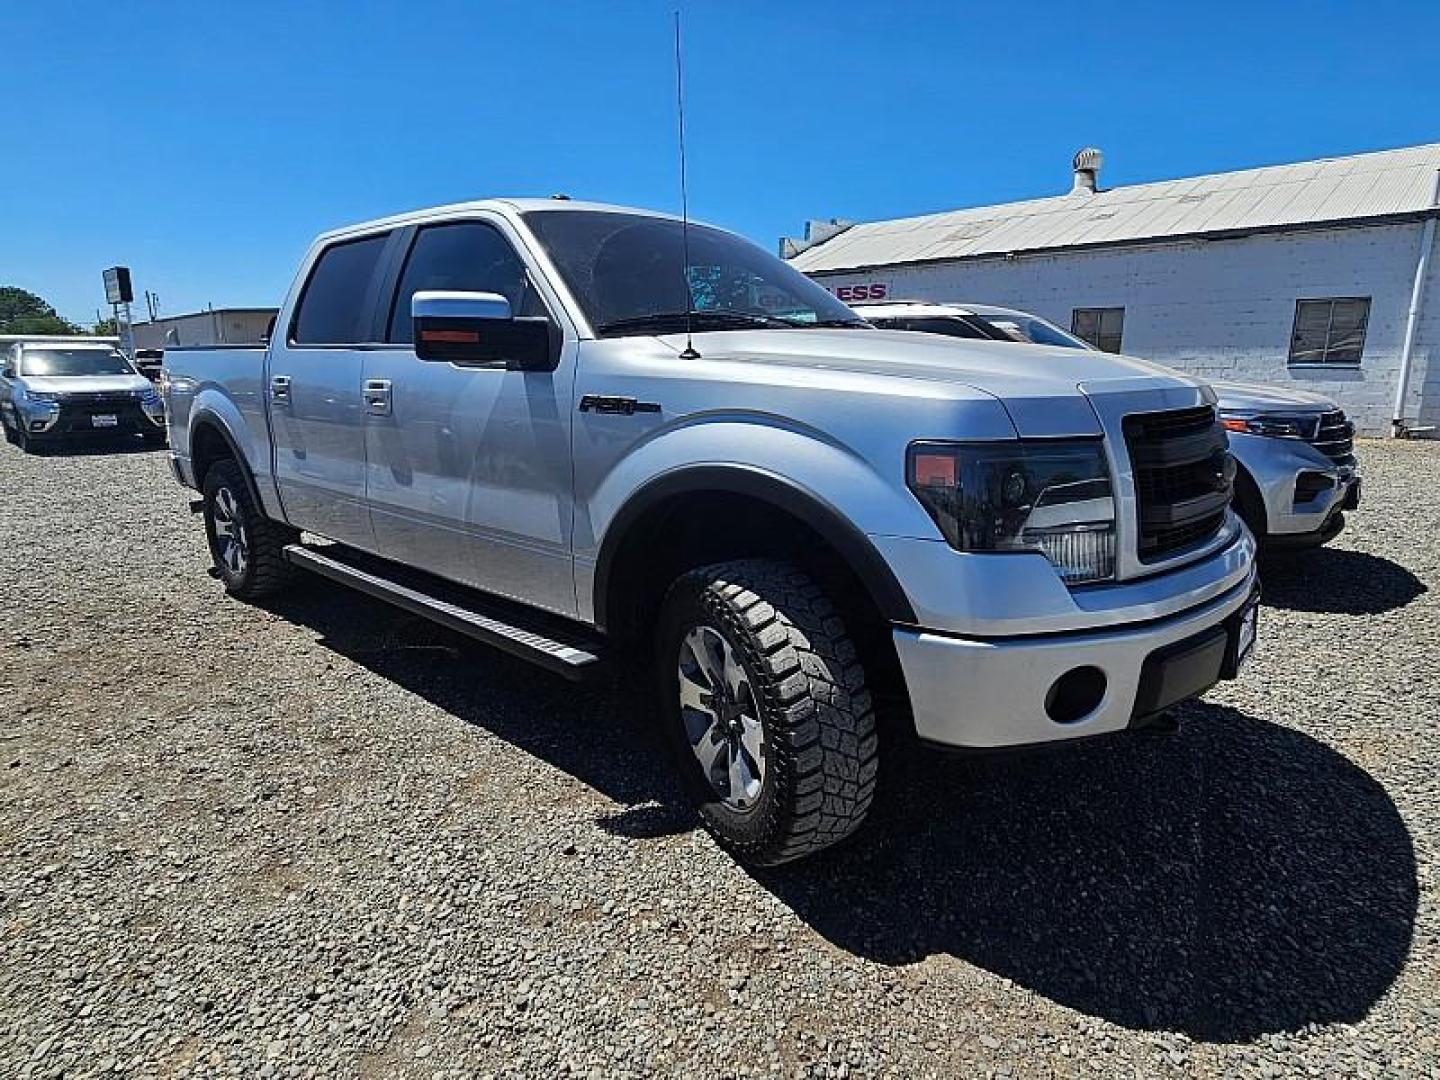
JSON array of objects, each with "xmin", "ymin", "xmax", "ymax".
[
  {"xmin": 260, "ymin": 587, "xmax": 1416, "ymax": 1045},
  {"xmin": 756, "ymin": 704, "xmax": 1418, "ymax": 1044},
  {"xmin": 1259, "ymin": 547, "xmax": 1425, "ymax": 615}
]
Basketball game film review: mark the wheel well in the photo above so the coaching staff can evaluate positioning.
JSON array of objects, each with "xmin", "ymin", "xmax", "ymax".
[
  {"xmin": 1232, "ymin": 462, "xmax": 1268, "ymax": 536},
  {"xmin": 600, "ymin": 490, "xmax": 912, "ymax": 724},
  {"xmin": 189, "ymin": 420, "xmax": 234, "ymax": 490}
]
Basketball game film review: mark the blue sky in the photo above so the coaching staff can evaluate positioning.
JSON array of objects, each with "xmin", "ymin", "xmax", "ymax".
[{"xmin": 5, "ymin": 0, "xmax": 1439, "ymax": 325}]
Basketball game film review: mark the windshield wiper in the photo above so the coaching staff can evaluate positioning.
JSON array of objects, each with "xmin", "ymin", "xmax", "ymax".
[
  {"xmin": 596, "ymin": 310, "xmax": 801, "ymax": 335},
  {"xmin": 806, "ymin": 318, "xmax": 870, "ymax": 329}
]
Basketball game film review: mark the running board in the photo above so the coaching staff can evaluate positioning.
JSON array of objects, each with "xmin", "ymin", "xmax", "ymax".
[{"xmin": 282, "ymin": 544, "xmax": 604, "ymax": 680}]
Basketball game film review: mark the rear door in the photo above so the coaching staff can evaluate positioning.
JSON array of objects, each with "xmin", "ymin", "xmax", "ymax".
[
  {"xmin": 268, "ymin": 232, "xmax": 393, "ymax": 548},
  {"xmin": 361, "ymin": 216, "xmax": 578, "ymax": 615}
]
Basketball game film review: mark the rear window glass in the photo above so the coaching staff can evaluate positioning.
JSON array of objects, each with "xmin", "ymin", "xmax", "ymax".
[{"xmin": 291, "ymin": 233, "xmax": 390, "ymax": 344}]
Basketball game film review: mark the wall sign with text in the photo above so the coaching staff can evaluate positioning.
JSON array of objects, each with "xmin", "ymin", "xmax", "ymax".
[{"xmin": 823, "ymin": 282, "xmax": 890, "ymax": 303}]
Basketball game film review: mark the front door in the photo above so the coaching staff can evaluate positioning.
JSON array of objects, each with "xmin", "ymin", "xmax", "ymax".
[
  {"xmin": 362, "ymin": 218, "xmax": 577, "ymax": 616},
  {"xmin": 268, "ymin": 231, "xmax": 392, "ymax": 549}
]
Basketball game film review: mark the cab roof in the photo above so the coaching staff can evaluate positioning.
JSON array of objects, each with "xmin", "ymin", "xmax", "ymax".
[{"xmin": 316, "ymin": 198, "xmax": 689, "ymax": 244}]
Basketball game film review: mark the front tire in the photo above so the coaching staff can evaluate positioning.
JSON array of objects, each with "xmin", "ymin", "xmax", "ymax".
[
  {"xmin": 201, "ymin": 459, "xmax": 296, "ymax": 599},
  {"xmin": 656, "ymin": 559, "xmax": 879, "ymax": 866},
  {"xmin": 1232, "ymin": 465, "xmax": 1267, "ymax": 540}
]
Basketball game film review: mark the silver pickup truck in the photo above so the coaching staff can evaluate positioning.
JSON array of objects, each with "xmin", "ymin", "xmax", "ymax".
[{"xmin": 163, "ymin": 199, "xmax": 1259, "ymax": 865}]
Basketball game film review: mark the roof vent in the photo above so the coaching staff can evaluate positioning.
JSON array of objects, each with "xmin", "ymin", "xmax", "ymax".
[{"xmin": 1071, "ymin": 147, "xmax": 1104, "ymax": 195}]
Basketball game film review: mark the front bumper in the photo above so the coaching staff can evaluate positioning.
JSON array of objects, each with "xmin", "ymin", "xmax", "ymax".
[
  {"xmin": 1229, "ymin": 430, "xmax": 1357, "ymax": 540},
  {"xmin": 895, "ymin": 567, "xmax": 1259, "ymax": 749},
  {"xmin": 17, "ymin": 396, "xmax": 165, "ymax": 439}
]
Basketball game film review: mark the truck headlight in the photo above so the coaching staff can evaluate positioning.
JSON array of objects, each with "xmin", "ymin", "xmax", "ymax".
[
  {"xmin": 907, "ymin": 440, "xmax": 1116, "ymax": 584},
  {"xmin": 1220, "ymin": 412, "xmax": 1306, "ymax": 439},
  {"xmin": 140, "ymin": 388, "xmax": 165, "ymax": 415}
]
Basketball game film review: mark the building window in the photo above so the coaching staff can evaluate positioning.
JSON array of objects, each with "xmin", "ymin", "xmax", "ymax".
[
  {"xmin": 1289, "ymin": 297, "xmax": 1370, "ymax": 365},
  {"xmin": 1071, "ymin": 307, "xmax": 1124, "ymax": 353}
]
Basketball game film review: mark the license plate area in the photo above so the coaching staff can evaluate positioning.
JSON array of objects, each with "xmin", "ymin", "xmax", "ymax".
[
  {"xmin": 1221, "ymin": 590, "xmax": 1261, "ymax": 678},
  {"xmin": 91, "ymin": 414, "xmax": 118, "ymax": 428}
]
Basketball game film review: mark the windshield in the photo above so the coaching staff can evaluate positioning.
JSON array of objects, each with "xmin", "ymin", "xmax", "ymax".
[
  {"xmin": 975, "ymin": 313, "xmax": 1091, "ymax": 350},
  {"xmin": 19, "ymin": 348, "xmax": 135, "ymax": 377},
  {"xmin": 523, "ymin": 210, "xmax": 866, "ymax": 336}
]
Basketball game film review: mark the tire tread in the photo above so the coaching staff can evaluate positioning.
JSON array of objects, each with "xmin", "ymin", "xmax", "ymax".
[{"xmin": 671, "ymin": 558, "xmax": 879, "ymax": 865}]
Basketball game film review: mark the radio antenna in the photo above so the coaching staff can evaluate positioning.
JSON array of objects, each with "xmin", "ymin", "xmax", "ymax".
[{"xmin": 674, "ymin": 11, "xmax": 700, "ymax": 361}]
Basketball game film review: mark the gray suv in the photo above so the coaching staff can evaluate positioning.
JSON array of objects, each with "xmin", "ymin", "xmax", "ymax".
[{"xmin": 855, "ymin": 301, "xmax": 1359, "ymax": 548}]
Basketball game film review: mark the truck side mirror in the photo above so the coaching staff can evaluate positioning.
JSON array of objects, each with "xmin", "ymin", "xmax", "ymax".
[{"xmin": 411, "ymin": 290, "xmax": 553, "ymax": 371}]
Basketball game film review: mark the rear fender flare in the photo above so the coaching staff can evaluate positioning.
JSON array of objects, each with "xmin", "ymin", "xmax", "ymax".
[{"xmin": 188, "ymin": 409, "xmax": 268, "ymax": 514}]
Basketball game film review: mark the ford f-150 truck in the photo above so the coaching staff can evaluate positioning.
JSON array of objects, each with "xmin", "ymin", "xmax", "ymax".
[{"xmin": 163, "ymin": 199, "xmax": 1259, "ymax": 865}]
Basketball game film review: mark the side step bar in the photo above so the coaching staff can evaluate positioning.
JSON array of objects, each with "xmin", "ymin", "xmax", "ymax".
[{"xmin": 282, "ymin": 544, "xmax": 604, "ymax": 680}]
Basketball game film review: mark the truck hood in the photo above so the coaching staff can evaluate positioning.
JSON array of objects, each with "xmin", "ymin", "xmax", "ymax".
[
  {"xmin": 20, "ymin": 374, "xmax": 151, "ymax": 396},
  {"xmin": 1208, "ymin": 379, "xmax": 1337, "ymax": 414},
  {"xmin": 656, "ymin": 329, "xmax": 1209, "ymax": 436}
]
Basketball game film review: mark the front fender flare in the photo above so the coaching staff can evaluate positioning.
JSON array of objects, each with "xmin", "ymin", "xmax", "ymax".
[{"xmin": 592, "ymin": 464, "xmax": 917, "ymax": 631}]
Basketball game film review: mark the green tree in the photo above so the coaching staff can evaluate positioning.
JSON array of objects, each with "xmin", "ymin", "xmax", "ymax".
[
  {"xmin": 92, "ymin": 316, "xmax": 119, "ymax": 336},
  {"xmin": 0, "ymin": 286, "xmax": 81, "ymax": 335}
]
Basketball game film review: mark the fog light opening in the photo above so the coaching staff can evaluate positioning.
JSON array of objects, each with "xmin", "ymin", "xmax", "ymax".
[{"xmin": 1045, "ymin": 666, "xmax": 1107, "ymax": 725}]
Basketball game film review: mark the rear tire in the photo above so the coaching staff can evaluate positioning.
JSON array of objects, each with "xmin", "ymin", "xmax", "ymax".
[
  {"xmin": 201, "ymin": 459, "xmax": 296, "ymax": 599},
  {"xmin": 656, "ymin": 558, "xmax": 879, "ymax": 866}
]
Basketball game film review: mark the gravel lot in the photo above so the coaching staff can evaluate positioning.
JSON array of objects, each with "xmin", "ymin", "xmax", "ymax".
[{"xmin": 1, "ymin": 436, "xmax": 1437, "ymax": 1078}]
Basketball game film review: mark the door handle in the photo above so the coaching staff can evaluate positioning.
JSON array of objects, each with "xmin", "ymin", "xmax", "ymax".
[
  {"xmin": 270, "ymin": 375, "xmax": 292, "ymax": 406},
  {"xmin": 363, "ymin": 378, "xmax": 393, "ymax": 417}
]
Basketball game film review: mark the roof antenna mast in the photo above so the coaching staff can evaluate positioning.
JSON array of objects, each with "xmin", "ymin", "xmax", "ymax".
[{"xmin": 674, "ymin": 11, "xmax": 700, "ymax": 361}]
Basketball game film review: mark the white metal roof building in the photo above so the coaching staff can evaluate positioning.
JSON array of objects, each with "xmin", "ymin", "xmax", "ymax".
[{"xmin": 785, "ymin": 144, "xmax": 1440, "ymax": 434}]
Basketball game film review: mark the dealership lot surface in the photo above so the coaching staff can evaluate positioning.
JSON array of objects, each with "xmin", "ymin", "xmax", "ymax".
[{"xmin": 1, "ymin": 441, "xmax": 1436, "ymax": 1078}]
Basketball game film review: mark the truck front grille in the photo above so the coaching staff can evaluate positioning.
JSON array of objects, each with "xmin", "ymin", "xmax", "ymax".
[
  {"xmin": 1309, "ymin": 409, "xmax": 1355, "ymax": 465},
  {"xmin": 1124, "ymin": 405, "xmax": 1232, "ymax": 563}
]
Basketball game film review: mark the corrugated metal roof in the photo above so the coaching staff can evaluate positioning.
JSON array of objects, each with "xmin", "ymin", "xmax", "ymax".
[{"xmin": 788, "ymin": 143, "xmax": 1440, "ymax": 273}]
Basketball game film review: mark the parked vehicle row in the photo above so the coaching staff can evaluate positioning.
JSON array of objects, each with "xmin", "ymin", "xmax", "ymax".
[
  {"xmin": 853, "ymin": 301, "xmax": 1361, "ymax": 549},
  {"xmin": 163, "ymin": 198, "xmax": 1260, "ymax": 866},
  {"xmin": 1, "ymin": 339, "xmax": 166, "ymax": 452}
]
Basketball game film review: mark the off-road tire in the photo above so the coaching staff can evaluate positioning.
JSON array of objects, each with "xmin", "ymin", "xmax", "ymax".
[
  {"xmin": 201, "ymin": 458, "xmax": 297, "ymax": 599},
  {"xmin": 656, "ymin": 558, "xmax": 879, "ymax": 866}
]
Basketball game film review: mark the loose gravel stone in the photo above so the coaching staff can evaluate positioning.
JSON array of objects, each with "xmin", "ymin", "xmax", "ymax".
[{"xmin": 0, "ymin": 437, "xmax": 1437, "ymax": 1077}]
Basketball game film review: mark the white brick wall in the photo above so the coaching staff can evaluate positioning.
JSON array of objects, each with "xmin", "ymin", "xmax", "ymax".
[{"xmin": 815, "ymin": 222, "xmax": 1440, "ymax": 434}]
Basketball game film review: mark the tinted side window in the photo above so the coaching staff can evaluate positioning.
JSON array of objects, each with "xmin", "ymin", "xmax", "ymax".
[
  {"xmin": 387, "ymin": 222, "xmax": 539, "ymax": 344},
  {"xmin": 904, "ymin": 316, "xmax": 999, "ymax": 340},
  {"xmin": 291, "ymin": 233, "xmax": 390, "ymax": 345}
]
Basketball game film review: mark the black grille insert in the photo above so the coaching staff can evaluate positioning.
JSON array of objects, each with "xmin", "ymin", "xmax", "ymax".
[
  {"xmin": 1124, "ymin": 405, "xmax": 1231, "ymax": 562},
  {"xmin": 1309, "ymin": 409, "xmax": 1355, "ymax": 465}
]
